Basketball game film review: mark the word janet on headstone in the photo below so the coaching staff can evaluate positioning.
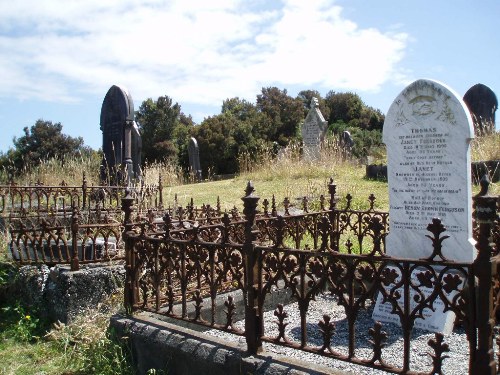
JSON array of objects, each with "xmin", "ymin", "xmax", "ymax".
[
  {"xmin": 301, "ymin": 97, "xmax": 327, "ymax": 161},
  {"xmin": 188, "ymin": 137, "xmax": 202, "ymax": 181},
  {"xmin": 373, "ymin": 79, "xmax": 475, "ymax": 334},
  {"xmin": 100, "ymin": 85, "xmax": 142, "ymax": 184},
  {"xmin": 463, "ymin": 83, "xmax": 498, "ymax": 135}
]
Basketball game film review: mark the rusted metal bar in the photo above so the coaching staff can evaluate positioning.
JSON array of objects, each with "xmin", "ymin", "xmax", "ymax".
[
  {"xmin": 472, "ymin": 194, "xmax": 498, "ymax": 374},
  {"xmin": 242, "ymin": 181, "xmax": 262, "ymax": 355},
  {"xmin": 122, "ymin": 189, "xmax": 136, "ymax": 312},
  {"xmin": 82, "ymin": 172, "xmax": 88, "ymax": 209},
  {"xmin": 70, "ymin": 207, "xmax": 80, "ymax": 271}
]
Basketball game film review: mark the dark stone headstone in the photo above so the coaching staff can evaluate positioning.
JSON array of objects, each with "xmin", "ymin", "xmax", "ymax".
[
  {"xmin": 463, "ymin": 83, "xmax": 497, "ymax": 135},
  {"xmin": 100, "ymin": 85, "xmax": 142, "ymax": 184},
  {"xmin": 187, "ymin": 137, "xmax": 202, "ymax": 181}
]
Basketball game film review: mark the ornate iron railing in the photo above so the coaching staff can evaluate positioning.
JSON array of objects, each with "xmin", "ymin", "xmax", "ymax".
[
  {"xmin": 0, "ymin": 172, "xmax": 163, "ymax": 222},
  {"xmin": 122, "ymin": 181, "xmax": 500, "ymax": 374},
  {"xmin": 8, "ymin": 209, "xmax": 124, "ymax": 270}
]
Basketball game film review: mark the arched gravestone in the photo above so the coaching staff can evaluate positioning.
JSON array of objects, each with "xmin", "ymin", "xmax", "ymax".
[
  {"xmin": 373, "ymin": 79, "xmax": 475, "ymax": 334},
  {"xmin": 100, "ymin": 85, "xmax": 142, "ymax": 184},
  {"xmin": 383, "ymin": 79, "xmax": 475, "ymax": 262},
  {"xmin": 187, "ymin": 137, "xmax": 202, "ymax": 181},
  {"xmin": 463, "ymin": 83, "xmax": 497, "ymax": 135}
]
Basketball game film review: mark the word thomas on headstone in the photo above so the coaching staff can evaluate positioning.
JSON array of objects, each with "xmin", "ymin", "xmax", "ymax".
[
  {"xmin": 373, "ymin": 79, "xmax": 474, "ymax": 334},
  {"xmin": 188, "ymin": 137, "xmax": 202, "ymax": 181},
  {"xmin": 301, "ymin": 97, "xmax": 327, "ymax": 161},
  {"xmin": 100, "ymin": 85, "xmax": 142, "ymax": 184}
]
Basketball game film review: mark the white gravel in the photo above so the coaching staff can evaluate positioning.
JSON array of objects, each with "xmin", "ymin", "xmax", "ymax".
[{"xmin": 205, "ymin": 293, "xmax": 474, "ymax": 374}]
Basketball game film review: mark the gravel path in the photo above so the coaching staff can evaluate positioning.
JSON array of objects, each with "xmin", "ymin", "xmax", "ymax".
[{"xmin": 205, "ymin": 293, "xmax": 473, "ymax": 374}]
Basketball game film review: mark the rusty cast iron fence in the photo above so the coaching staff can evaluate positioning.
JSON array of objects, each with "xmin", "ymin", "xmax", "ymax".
[
  {"xmin": 0, "ymin": 172, "xmax": 164, "ymax": 223},
  {"xmin": 8, "ymin": 208, "xmax": 124, "ymax": 270},
  {"xmin": 122, "ymin": 181, "xmax": 500, "ymax": 374}
]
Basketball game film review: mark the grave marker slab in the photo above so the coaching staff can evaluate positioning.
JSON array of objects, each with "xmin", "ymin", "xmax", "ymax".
[
  {"xmin": 373, "ymin": 79, "xmax": 475, "ymax": 334},
  {"xmin": 100, "ymin": 85, "xmax": 141, "ymax": 184},
  {"xmin": 383, "ymin": 79, "xmax": 475, "ymax": 262},
  {"xmin": 463, "ymin": 83, "xmax": 497, "ymax": 135},
  {"xmin": 188, "ymin": 137, "xmax": 202, "ymax": 181},
  {"xmin": 301, "ymin": 97, "xmax": 327, "ymax": 161}
]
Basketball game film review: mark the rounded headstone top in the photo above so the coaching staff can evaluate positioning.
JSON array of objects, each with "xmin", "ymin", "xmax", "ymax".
[
  {"xmin": 189, "ymin": 137, "xmax": 198, "ymax": 147},
  {"xmin": 100, "ymin": 85, "xmax": 135, "ymax": 129},
  {"xmin": 384, "ymin": 78, "xmax": 474, "ymax": 142},
  {"xmin": 463, "ymin": 83, "xmax": 498, "ymax": 109}
]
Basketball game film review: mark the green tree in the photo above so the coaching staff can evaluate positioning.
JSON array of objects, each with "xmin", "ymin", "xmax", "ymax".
[
  {"xmin": 296, "ymin": 90, "xmax": 330, "ymax": 120},
  {"xmin": 221, "ymin": 97, "xmax": 256, "ymax": 121},
  {"xmin": 135, "ymin": 96, "xmax": 193, "ymax": 164},
  {"xmin": 325, "ymin": 91, "xmax": 363, "ymax": 125},
  {"xmin": 193, "ymin": 113, "xmax": 239, "ymax": 175},
  {"xmin": 256, "ymin": 87, "xmax": 304, "ymax": 146},
  {"xmin": 0, "ymin": 120, "xmax": 87, "ymax": 173}
]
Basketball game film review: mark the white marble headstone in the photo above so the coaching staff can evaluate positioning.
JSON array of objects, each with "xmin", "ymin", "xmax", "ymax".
[
  {"xmin": 301, "ymin": 97, "xmax": 327, "ymax": 161},
  {"xmin": 373, "ymin": 79, "xmax": 474, "ymax": 334},
  {"xmin": 383, "ymin": 79, "xmax": 475, "ymax": 262}
]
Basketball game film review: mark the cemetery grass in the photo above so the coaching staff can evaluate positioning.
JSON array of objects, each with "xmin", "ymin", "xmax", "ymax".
[
  {"xmin": 0, "ymin": 292, "xmax": 134, "ymax": 375},
  {"xmin": 165, "ymin": 160, "xmax": 497, "ymax": 210},
  {"xmin": 0, "ymin": 249, "xmax": 134, "ymax": 375}
]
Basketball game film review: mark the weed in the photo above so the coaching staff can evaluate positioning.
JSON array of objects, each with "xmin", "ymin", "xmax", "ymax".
[{"xmin": 0, "ymin": 302, "xmax": 44, "ymax": 342}]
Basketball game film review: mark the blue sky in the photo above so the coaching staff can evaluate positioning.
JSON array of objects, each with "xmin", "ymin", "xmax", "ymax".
[{"xmin": 0, "ymin": 0, "xmax": 499, "ymax": 153}]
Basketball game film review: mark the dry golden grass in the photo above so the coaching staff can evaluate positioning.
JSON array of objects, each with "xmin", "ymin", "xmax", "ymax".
[
  {"xmin": 139, "ymin": 161, "xmax": 184, "ymax": 187},
  {"xmin": 471, "ymin": 131, "xmax": 500, "ymax": 161},
  {"xmin": 2, "ymin": 153, "xmax": 102, "ymax": 186},
  {"xmin": 167, "ymin": 141, "xmax": 389, "ymax": 211}
]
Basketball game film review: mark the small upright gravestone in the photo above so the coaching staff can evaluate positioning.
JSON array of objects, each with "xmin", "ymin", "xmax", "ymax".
[
  {"xmin": 340, "ymin": 130, "xmax": 354, "ymax": 158},
  {"xmin": 100, "ymin": 85, "xmax": 142, "ymax": 184},
  {"xmin": 301, "ymin": 97, "xmax": 327, "ymax": 161},
  {"xmin": 373, "ymin": 79, "xmax": 475, "ymax": 334},
  {"xmin": 187, "ymin": 137, "xmax": 202, "ymax": 181},
  {"xmin": 463, "ymin": 83, "xmax": 497, "ymax": 135}
]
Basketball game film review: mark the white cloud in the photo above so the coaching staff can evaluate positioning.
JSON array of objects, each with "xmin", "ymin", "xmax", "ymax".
[{"xmin": 0, "ymin": 0, "xmax": 408, "ymax": 109}]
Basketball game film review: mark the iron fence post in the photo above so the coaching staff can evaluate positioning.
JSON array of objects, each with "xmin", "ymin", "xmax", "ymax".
[
  {"xmin": 158, "ymin": 174, "xmax": 163, "ymax": 208},
  {"xmin": 121, "ymin": 189, "xmax": 136, "ymax": 312},
  {"xmin": 242, "ymin": 181, "xmax": 262, "ymax": 354},
  {"xmin": 82, "ymin": 172, "xmax": 87, "ymax": 210},
  {"xmin": 70, "ymin": 207, "xmax": 80, "ymax": 271},
  {"xmin": 328, "ymin": 177, "xmax": 338, "ymax": 250},
  {"xmin": 472, "ymin": 194, "xmax": 498, "ymax": 374}
]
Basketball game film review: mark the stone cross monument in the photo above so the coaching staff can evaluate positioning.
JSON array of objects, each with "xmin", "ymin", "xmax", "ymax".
[{"xmin": 301, "ymin": 97, "xmax": 328, "ymax": 161}]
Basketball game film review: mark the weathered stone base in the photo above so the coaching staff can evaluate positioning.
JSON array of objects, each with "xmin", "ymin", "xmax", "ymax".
[
  {"xmin": 13, "ymin": 262, "xmax": 125, "ymax": 323},
  {"xmin": 110, "ymin": 313, "xmax": 348, "ymax": 375}
]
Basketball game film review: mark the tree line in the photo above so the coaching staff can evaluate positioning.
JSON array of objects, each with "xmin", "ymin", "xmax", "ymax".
[{"xmin": 0, "ymin": 88, "xmax": 385, "ymax": 177}]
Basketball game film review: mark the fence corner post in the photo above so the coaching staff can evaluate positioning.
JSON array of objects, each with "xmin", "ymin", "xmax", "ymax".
[
  {"xmin": 472, "ymin": 194, "xmax": 498, "ymax": 375},
  {"xmin": 242, "ymin": 181, "xmax": 261, "ymax": 355},
  {"xmin": 70, "ymin": 207, "xmax": 80, "ymax": 271},
  {"xmin": 121, "ymin": 189, "xmax": 136, "ymax": 313}
]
